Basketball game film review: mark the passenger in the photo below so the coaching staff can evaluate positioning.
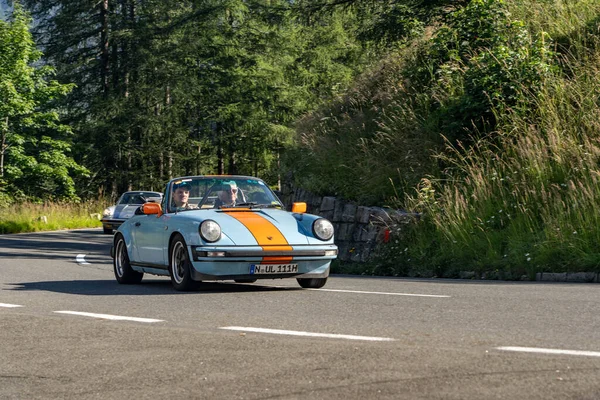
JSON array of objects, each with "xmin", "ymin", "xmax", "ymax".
[
  {"xmin": 214, "ymin": 181, "xmax": 240, "ymax": 208},
  {"xmin": 172, "ymin": 182, "xmax": 198, "ymax": 210}
]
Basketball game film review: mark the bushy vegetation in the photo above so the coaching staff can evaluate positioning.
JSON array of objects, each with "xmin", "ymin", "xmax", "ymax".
[{"xmin": 287, "ymin": 0, "xmax": 600, "ymax": 276}]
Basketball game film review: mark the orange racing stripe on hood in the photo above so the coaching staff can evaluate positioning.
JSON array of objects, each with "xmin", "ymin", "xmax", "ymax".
[{"xmin": 224, "ymin": 211, "xmax": 293, "ymax": 263}]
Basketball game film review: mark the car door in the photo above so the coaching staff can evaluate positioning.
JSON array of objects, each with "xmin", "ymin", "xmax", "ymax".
[{"xmin": 134, "ymin": 213, "xmax": 169, "ymax": 266}]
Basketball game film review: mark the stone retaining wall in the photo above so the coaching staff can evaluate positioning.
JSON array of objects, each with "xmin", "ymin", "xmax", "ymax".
[{"xmin": 281, "ymin": 187, "xmax": 418, "ymax": 262}]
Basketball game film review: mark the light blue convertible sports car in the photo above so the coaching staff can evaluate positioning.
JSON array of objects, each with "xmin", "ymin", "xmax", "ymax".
[{"xmin": 111, "ymin": 175, "xmax": 338, "ymax": 291}]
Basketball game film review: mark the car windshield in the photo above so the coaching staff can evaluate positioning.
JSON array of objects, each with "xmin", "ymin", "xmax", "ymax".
[
  {"xmin": 118, "ymin": 192, "xmax": 162, "ymax": 205},
  {"xmin": 168, "ymin": 177, "xmax": 282, "ymax": 213}
]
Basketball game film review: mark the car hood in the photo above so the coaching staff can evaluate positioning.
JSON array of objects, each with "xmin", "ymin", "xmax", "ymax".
[{"xmin": 177, "ymin": 208, "xmax": 320, "ymax": 246}]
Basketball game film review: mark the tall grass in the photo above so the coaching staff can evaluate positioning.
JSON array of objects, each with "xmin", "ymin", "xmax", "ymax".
[
  {"xmin": 403, "ymin": 53, "xmax": 600, "ymax": 276},
  {"xmin": 510, "ymin": 0, "xmax": 600, "ymax": 39},
  {"xmin": 0, "ymin": 200, "xmax": 106, "ymax": 234}
]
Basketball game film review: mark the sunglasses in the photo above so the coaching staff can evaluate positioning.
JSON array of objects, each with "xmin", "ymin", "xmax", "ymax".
[{"xmin": 225, "ymin": 188, "xmax": 238, "ymax": 194}]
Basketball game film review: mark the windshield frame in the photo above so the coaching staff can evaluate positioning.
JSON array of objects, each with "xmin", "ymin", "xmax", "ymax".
[{"xmin": 165, "ymin": 176, "xmax": 283, "ymax": 214}]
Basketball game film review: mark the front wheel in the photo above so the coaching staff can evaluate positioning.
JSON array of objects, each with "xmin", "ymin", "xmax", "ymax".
[
  {"xmin": 169, "ymin": 235, "xmax": 196, "ymax": 291},
  {"xmin": 103, "ymin": 227, "xmax": 113, "ymax": 234},
  {"xmin": 296, "ymin": 277, "xmax": 327, "ymax": 289},
  {"xmin": 113, "ymin": 235, "xmax": 143, "ymax": 284}
]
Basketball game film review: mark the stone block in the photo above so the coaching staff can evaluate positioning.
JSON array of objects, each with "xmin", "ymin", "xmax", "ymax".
[
  {"xmin": 368, "ymin": 207, "xmax": 392, "ymax": 225},
  {"xmin": 320, "ymin": 196, "xmax": 336, "ymax": 211},
  {"xmin": 312, "ymin": 196, "xmax": 322, "ymax": 207},
  {"xmin": 353, "ymin": 225, "xmax": 366, "ymax": 242},
  {"xmin": 333, "ymin": 200, "xmax": 346, "ymax": 221},
  {"xmin": 320, "ymin": 210, "xmax": 334, "ymax": 220},
  {"xmin": 536, "ymin": 272, "xmax": 567, "ymax": 282},
  {"xmin": 566, "ymin": 272, "xmax": 597, "ymax": 283},
  {"xmin": 341, "ymin": 203, "xmax": 357, "ymax": 222},
  {"xmin": 333, "ymin": 223, "xmax": 341, "ymax": 238},
  {"xmin": 356, "ymin": 206, "xmax": 371, "ymax": 224},
  {"xmin": 337, "ymin": 223, "xmax": 354, "ymax": 241}
]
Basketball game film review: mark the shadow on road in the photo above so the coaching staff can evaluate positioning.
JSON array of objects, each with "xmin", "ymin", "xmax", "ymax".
[
  {"xmin": 0, "ymin": 229, "xmax": 111, "ymax": 259},
  {"xmin": 5, "ymin": 279, "xmax": 302, "ymax": 296}
]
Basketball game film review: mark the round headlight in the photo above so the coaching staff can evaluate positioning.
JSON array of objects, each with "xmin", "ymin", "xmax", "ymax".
[
  {"xmin": 313, "ymin": 218, "xmax": 334, "ymax": 241},
  {"xmin": 102, "ymin": 207, "xmax": 113, "ymax": 217},
  {"xmin": 200, "ymin": 220, "xmax": 221, "ymax": 242}
]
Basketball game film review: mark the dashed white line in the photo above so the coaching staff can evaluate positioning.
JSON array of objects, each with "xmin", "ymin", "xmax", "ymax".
[
  {"xmin": 497, "ymin": 346, "xmax": 600, "ymax": 358},
  {"xmin": 307, "ymin": 288, "xmax": 450, "ymax": 298},
  {"xmin": 54, "ymin": 311, "xmax": 163, "ymax": 323},
  {"xmin": 75, "ymin": 254, "xmax": 90, "ymax": 265},
  {"xmin": 0, "ymin": 303, "xmax": 23, "ymax": 308},
  {"xmin": 220, "ymin": 326, "xmax": 396, "ymax": 341}
]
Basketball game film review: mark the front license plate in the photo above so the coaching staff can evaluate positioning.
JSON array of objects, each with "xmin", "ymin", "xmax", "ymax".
[{"xmin": 250, "ymin": 264, "xmax": 298, "ymax": 274}]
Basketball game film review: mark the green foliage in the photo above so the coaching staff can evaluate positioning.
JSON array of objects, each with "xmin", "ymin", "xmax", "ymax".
[
  {"xmin": 294, "ymin": 0, "xmax": 468, "ymax": 47},
  {"xmin": 423, "ymin": 0, "xmax": 555, "ymax": 141},
  {"xmin": 20, "ymin": 0, "xmax": 370, "ymax": 198},
  {"xmin": 0, "ymin": 3, "xmax": 87, "ymax": 202}
]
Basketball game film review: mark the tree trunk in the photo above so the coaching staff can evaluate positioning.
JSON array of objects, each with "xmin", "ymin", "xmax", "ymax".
[
  {"xmin": 0, "ymin": 117, "xmax": 7, "ymax": 177},
  {"xmin": 100, "ymin": 0, "xmax": 110, "ymax": 97},
  {"xmin": 217, "ymin": 125, "xmax": 224, "ymax": 174}
]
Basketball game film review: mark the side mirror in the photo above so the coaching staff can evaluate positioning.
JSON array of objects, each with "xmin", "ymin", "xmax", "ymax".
[
  {"xmin": 291, "ymin": 202, "xmax": 307, "ymax": 214},
  {"xmin": 141, "ymin": 202, "xmax": 163, "ymax": 216}
]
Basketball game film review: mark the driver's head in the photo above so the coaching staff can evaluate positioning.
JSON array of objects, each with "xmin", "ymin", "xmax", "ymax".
[
  {"xmin": 219, "ymin": 181, "xmax": 238, "ymax": 204},
  {"xmin": 173, "ymin": 182, "xmax": 191, "ymax": 207}
]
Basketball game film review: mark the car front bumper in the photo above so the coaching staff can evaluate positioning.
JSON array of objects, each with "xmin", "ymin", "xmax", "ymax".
[
  {"xmin": 187, "ymin": 244, "xmax": 336, "ymax": 280},
  {"xmin": 101, "ymin": 218, "xmax": 125, "ymax": 230}
]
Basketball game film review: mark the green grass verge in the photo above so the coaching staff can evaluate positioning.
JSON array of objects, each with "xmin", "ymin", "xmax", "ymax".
[{"xmin": 0, "ymin": 201, "xmax": 105, "ymax": 234}]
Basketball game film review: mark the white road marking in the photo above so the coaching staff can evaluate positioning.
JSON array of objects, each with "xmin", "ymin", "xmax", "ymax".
[
  {"xmin": 75, "ymin": 254, "xmax": 90, "ymax": 265},
  {"xmin": 54, "ymin": 311, "xmax": 163, "ymax": 323},
  {"xmin": 220, "ymin": 326, "xmax": 396, "ymax": 341},
  {"xmin": 0, "ymin": 303, "xmax": 23, "ymax": 308},
  {"xmin": 307, "ymin": 288, "xmax": 450, "ymax": 298},
  {"xmin": 497, "ymin": 346, "xmax": 600, "ymax": 358}
]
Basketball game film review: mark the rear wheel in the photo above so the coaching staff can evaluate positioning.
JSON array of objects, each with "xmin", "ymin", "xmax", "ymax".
[
  {"xmin": 297, "ymin": 277, "xmax": 327, "ymax": 289},
  {"xmin": 113, "ymin": 235, "xmax": 143, "ymax": 284},
  {"xmin": 169, "ymin": 235, "xmax": 196, "ymax": 291}
]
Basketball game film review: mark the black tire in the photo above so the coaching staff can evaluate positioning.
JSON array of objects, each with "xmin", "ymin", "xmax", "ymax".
[
  {"xmin": 297, "ymin": 277, "xmax": 328, "ymax": 289},
  {"xmin": 113, "ymin": 234, "xmax": 143, "ymax": 284},
  {"xmin": 234, "ymin": 279, "xmax": 257, "ymax": 284},
  {"xmin": 103, "ymin": 227, "xmax": 113, "ymax": 234},
  {"xmin": 169, "ymin": 234, "xmax": 196, "ymax": 291}
]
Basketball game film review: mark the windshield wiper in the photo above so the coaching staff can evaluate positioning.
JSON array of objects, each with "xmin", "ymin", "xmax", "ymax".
[
  {"xmin": 256, "ymin": 204, "xmax": 282, "ymax": 209},
  {"xmin": 233, "ymin": 202, "xmax": 282, "ymax": 209},
  {"xmin": 234, "ymin": 202, "xmax": 258, "ymax": 207}
]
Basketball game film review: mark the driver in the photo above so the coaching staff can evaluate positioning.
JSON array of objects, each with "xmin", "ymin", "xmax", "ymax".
[
  {"xmin": 214, "ymin": 181, "xmax": 239, "ymax": 208},
  {"xmin": 172, "ymin": 182, "xmax": 198, "ymax": 210}
]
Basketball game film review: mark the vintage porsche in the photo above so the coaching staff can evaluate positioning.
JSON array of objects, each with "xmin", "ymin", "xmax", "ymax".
[{"xmin": 111, "ymin": 176, "xmax": 338, "ymax": 291}]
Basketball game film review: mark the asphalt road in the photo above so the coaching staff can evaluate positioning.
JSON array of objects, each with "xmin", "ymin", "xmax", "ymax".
[{"xmin": 1, "ymin": 229, "xmax": 599, "ymax": 400}]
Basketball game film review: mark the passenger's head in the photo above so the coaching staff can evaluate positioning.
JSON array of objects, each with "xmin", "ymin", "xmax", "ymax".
[
  {"xmin": 219, "ymin": 181, "xmax": 238, "ymax": 205},
  {"xmin": 173, "ymin": 182, "xmax": 191, "ymax": 207}
]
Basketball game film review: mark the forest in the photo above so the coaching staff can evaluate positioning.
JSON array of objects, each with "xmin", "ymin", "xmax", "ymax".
[{"xmin": 2, "ymin": 0, "xmax": 600, "ymax": 277}]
